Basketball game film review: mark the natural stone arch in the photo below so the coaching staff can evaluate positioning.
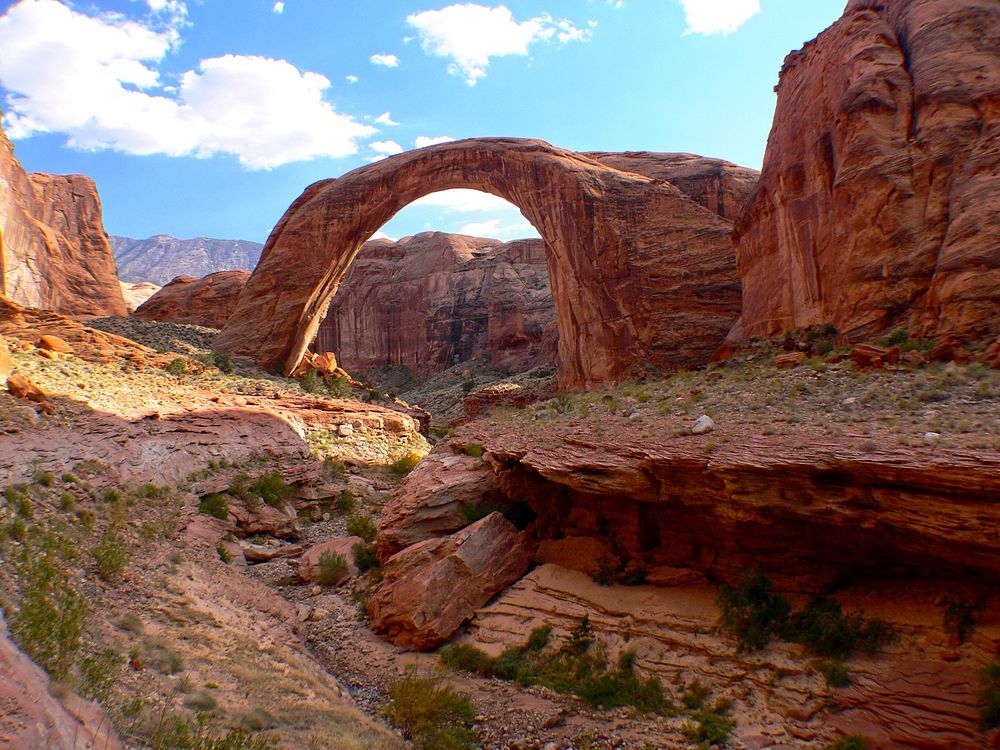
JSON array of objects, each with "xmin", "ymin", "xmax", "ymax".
[{"xmin": 216, "ymin": 138, "xmax": 740, "ymax": 390}]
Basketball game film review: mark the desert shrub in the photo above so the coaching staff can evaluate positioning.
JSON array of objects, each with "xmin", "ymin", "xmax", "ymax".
[
  {"xmin": 382, "ymin": 670, "xmax": 478, "ymax": 750},
  {"xmin": 590, "ymin": 555, "xmax": 647, "ymax": 587},
  {"xmin": 80, "ymin": 647, "xmax": 121, "ymax": 703},
  {"xmin": 820, "ymin": 659, "xmax": 851, "ymax": 688},
  {"xmin": 352, "ymin": 542, "xmax": 379, "ymax": 573},
  {"xmin": 389, "ymin": 452, "xmax": 423, "ymax": 476},
  {"xmin": 324, "ymin": 375, "xmax": 352, "ymax": 398},
  {"xmin": 300, "ymin": 370, "xmax": 323, "ymax": 394},
  {"xmin": 33, "ymin": 468, "xmax": 54, "ymax": 487},
  {"xmin": 334, "ymin": 488, "xmax": 356, "ymax": 514},
  {"xmin": 982, "ymin": 657, "xmax": 1000, "ymax": 729},
  {"xmin": 166, "ymin": 358, "xmax": 187, "ymax": 376},
  {"xmin": 455, "ymin": 442, "xmax": 485, "ymax": 458},
  {"xmin": 198, "ymin": 493, "xmax": 230, "ymax": 520},
  {"xmin": 213, "ymin": 350, "xmax": 234, "ymax": 374},
  {"xmin": 826, "ymin": 736, "xmax": 867, "ymax": 750},
  {"xmin": 240, "ymin": 708, "xmax": 279, "ymax": 732},
  {"xmin": 681, "ymin": 679, "xmax": 711, "ymax": 710},
  {"xmin": 317, "ymin": 551, "xmax": 348, "ymax": 586},
  {"xmin": 217, "ymin": 545, "xmax": 232, "ymax": 563},
  {"xmin": 549, "ymin": 393, "xmax": 573, "ymax": 414},
  {"xmin": 93, "ymin": 530, "xmax": 128, "ymax": 582},
  {"xmin": 248, "ymin": 472, "xmax": 295, "ymax": 507},
  {"xmin": 461, "ymin": 379, "xmax": 476, "ymax": 394},
  {"xmin": 683, "ymin": 699, "xmax": 734, "ymax": 747},
  {"xmin": 944, "ymin": 596, "xmax": 986, "ymax": 644},
  {"xmin": 142, "ymin": 636, "xmax": 184, "ymax": 675},
  {"xmin": 440, "ymin": 619, "xmax": 671, "ymax": 714},
  {"xmin": 717, "ymin": 568, "xmax": 791, "ymax": 652},
  {"xmin": 875, "ymin": 329, "xmax": 908, "ymax": 348},
  {"xmin": 785, "ymin": 597, "xmax": 895, "ymax": 660},
  {"xmin": 322, "ymin": 457, "xmax": 348, "ymax": 480},
  {"xmin": 10, "ymin": 534, "xmax": 87, "ymax": 680},
  {"xmin": 346, "ymin": 513, "xmax": 377, "ymax": 543}
]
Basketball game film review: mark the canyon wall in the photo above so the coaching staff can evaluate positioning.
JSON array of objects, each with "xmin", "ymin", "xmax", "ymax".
[
  {"xmin": 735, "ymin": 0, "xmax": 1000, "ymax": 341},
  {"xmin": 0, "ymin": 116, "xmax": 126, "ymax": 317},
  {"xmin": 134, "ymin": 271, "xmax": 251, "ymax": 330}
]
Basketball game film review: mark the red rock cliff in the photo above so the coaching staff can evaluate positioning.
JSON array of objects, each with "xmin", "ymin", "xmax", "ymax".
[
  {"xmin": 735, "ymin": 0, "xmax": 1000, "ymax": 341},
  {"xmin": 316, "ymin": 232, "xmax": 557, "ymax": 377},
  {"xmin": 135, "ymin": 271, "xmax": 251, "ymax": 329},
  {"xmin": 0, "ymin": 116, "xmax": 126, "ymax": 317}
]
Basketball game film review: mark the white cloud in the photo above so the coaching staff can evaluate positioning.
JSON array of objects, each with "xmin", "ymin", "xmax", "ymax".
[
  {"xmin": 370, "ymin": 230, "xmax": 396, "ymax": 241},
  {"xmin": 406, "ymin": 4, "xmax": 591, "ymax": 85},
  {"xmin": 369, "ymin": 53, "xmax": 400, "ymax": 68},
  {"xmin": 414, "ymin": 135, "xmax": 455, "ymax": 148},
  {"xmin": 345, "ymin": 74, "xmax": 359, "ymax": 83},
  {"xmin": 676, "ymin": 0, "xmax": 760, "ymax": 35},
  {"xmin": 411, "ymin": 189, "xmax": 512, "ymax": 213},
  {"xmin": 0, "ymin": 0, "xmax": 377, "ymax": 168},
  {"xmin": 272, "ymin": 1, "xmax": 285, "ymax": 13},
  {"xmin": 608, "ymin": 0, "xmax": 623, "ymax": 8},
  {"xmin": 371, "ymin": 140, "xmax": 404, "ymax": 156},
  {"xmin": 374, "ymin": 111, "xmax": 399, "ymax": 126},
  {"xmin": 458, "ymin": 218, "xmax": 537, "ymax": 239}
]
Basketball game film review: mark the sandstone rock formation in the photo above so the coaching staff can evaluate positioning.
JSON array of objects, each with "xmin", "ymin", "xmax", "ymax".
[
  {"xmin": 216, "ymin": 138, "xmax": 742, "ymax": 390},
  {"xmin": 317, "ymin": 232, "xmax": 557, "ymax": 377},
  {"xmin": 0, "ymin": 117, "xmax": 126, "ymax": 317},
  {"xmin": 120, "ymin": 280, "xmax": 160, "ymax": 312},
  {"xmin": 368, "ymin": 512, "xmax": 533, "ymax": 649},
  {"xmin": 135, "ymin": 270, "xmax": 251, "ymax": 329},
  {"xmin": 112, "ymin": 234, "xmax": 263, "ymax": 285},
  {"xmin": 298, "ymin": 536, "xmax": 363, "ymax": 584},
  {"xmin": 735, "ymin": 0, "xmax": 1000, "ymax": 341}
]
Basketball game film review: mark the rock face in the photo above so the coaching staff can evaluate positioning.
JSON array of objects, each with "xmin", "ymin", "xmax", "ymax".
[
  {"xmin": 0, "ymin": 117, "xmax": 126, "ymax": 317},
  {"xmin": 216, "ymin": 138, "xmax": 742, "ymax": 390},
  {"xmin": 134, "ymin": 270, "xmax": 251, "ymax": 329},
  {"xmin": 317, "ymin": 233, "xmax": 557, "ymax": 377},
  {"xmin": 735, "ymin": 0, "xmax": 1000, "ymax": 341},
  {"xmin": 120, "ymin": 280, "xmax": 161, "ymax": 312},
  {"xmin": 367, "ymin": 512, "xmax": 533, "ymax": 650},
  {"xmin": 298, "ymin": 536, "xmax": 363, "ymax": 584},
  {"xmin": 586, "ymin": 151, "xmax": 759, "ymax": 222},
  {"xmin": 112, "ymin": 234, "xmax": 263, "ymax": 285}
]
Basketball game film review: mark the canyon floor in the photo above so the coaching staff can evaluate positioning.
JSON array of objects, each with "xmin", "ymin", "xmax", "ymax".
[{"xmin": 1, "ymin": 309, "xmax": 998, "ymax": 749}]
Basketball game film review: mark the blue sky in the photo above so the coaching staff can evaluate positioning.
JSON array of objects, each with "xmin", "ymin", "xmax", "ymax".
[{"xmin": 0, "ymin": 0, "xmax": 844, "ymax": 244}]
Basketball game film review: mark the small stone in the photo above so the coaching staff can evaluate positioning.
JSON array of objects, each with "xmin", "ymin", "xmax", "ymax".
[
  {"xmin": 692, "ymin": 415, "xmax": 715, "ymax": 435},
  {"xmin": 923, "ymin": 432, "xmax": 941, "ymax": 443},
  {"xmin": 841, "ymin": 397, "xmax": 857, "ymax": 406},
  {"xmin": 15, "ymin": 405, "xmax": 39, "ymax": 424},
  {"xmin": 310, "ymin": 585, "xmax": 322, "ymax": 596},
  {"xmin": 337, "ymin": 422, "xmax": 354, "ymax": 437}
]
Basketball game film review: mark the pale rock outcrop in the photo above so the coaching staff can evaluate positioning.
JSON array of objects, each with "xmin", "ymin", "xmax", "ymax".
[
  {"xmin": 0, "ymin": 117, "xmax": 126, "ymax": 317},
  {"xmin": 368, "ymin": 512, "xmax": 533, "ymax": 649},
  {"xmin": 735, "ymin": 0, "xmax": 1000, "ymax": 341},
  {"xmin": 135, "ymin": 270, "xmax": 251, "ymax": 329},
  {"xmin": 120, "ymin": 280, "xmax": 160, "ymax": 312}
]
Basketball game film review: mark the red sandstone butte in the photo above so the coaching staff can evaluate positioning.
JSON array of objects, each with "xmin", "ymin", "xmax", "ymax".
[{"xmin": 135, "ymin": 271, "xmax": 251, "ymax": 330}]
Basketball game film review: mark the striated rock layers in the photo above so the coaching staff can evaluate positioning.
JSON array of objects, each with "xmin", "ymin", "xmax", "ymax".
[
  {"xmin": 735, "ymin": 0, "xmax": 1000, "ymax": 341},
  {"xmin": 216, "ymin": 138, "xmax": 742, "ymax": 390},
  {"xmin": 0, "ymin": 117, "xmax": 126, "ymax": 317},
  {"xmin": 135, "ymin": 270, "xmax": 251, "ymax": 330},
  {"xmin": 317, "ymin": 232, "xmax": 557, "ymax": 377},
  {"xmin": 112, "ymin": 234, "xmax": 263, "ymax": 286}
]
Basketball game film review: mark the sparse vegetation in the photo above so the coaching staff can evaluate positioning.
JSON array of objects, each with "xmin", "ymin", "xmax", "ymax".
[
  {"xmin": 198, "ymin": 493, "xmax": 230, "ymax": 520},
  {"xmin": 820, "ymin": 659, "xmax": 851, "ymax": 688},
  {"xmin": 389, "ymin": 451, "xmax": 423, "ymax": 476},
  {"xmin": 248, "ymin": 472, "xmax": 295, "ymax": 507},
  {"xmin": 717, "ymin": 568, "xmax": 791, "ymax": 652},
  {"xmin": 300, "ymin": 370, "xmax": 323, "ymax": 394},
  {"xmin": 382, "ymin": 670, "xmax": 478, "ymax": 750},
  {"xmin": 826, "ymin": 735, "xmax": 867, "ymax": 750},
  {"xmin": 166, "ymin": 357, "xmax": 187, "ymax": 376},
  {"xmin": 682, "ymin": 699, "xmax": 734, "ymax": 748},
  {"xmin": 325, "ymin": 375, "xmax": 352, "ymax": 398},
  {"xmin": 455, "ymin": 442, "xmax": 485, "ymax": 458},
  {"xmin": 93, "ymin": 529, "xmax": 128, "ymax": 582},
  {"xmin": 944, "ymin": 596, "xmax": 986, "ymax": 644},
  {"xmin": 346, "ymin": 512, "xmax": 377, "ymax": 543},
  {"xmin": 316, "ymin": 551, "xmax": 349, "ymax": 586},
  {"xmin": 981, "ymin": 656, "xmax": 1000, "ymax": 729},
  {"xmin": 352, "ymin": 542, "xmax": 379, "ymax": 573}
]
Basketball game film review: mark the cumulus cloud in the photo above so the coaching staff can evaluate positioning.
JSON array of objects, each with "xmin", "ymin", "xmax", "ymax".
[
  {"xmin": 345, "ymin": 74, "xmax": 359, "ymax": 83},
  {"xmin": 0, "ymin": 0, "xmax": 377, "ymax": 168},
  {"xmin": 458, "ymin": 218, "xmax": 537, "ymax": 239},
  {"xmin": 273, "ymin": 1, "xmax": 285, "ymax": 13},
  {"xmin": 369, "ymin": 53, "xmax": 400, "ymax": 68},
  {"xmin": 411, "ymin": 189, "xmax": 513, "ymax": 213},
  {"xmin": 406, "ymin": 3, "xmax": 591, "ymax": 85},
  {"xmin": 676, "ymin": 0, "xmax": 760, "ymax": 35},
  {"xmin": 374, "ymin": 111, "xmax": 399, "ymax": 126},
  {"xmin": 370, "ymin": 140, "xmax": 404, "ymax": 159},
  {"xmin": 414, "ymin": 135, "xmax": 455, "ymax": 148}
]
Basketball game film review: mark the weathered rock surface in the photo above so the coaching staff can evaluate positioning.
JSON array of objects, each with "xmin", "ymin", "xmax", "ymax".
[
  {"xmin": 120, "ymin": 280, "xmax": 161, "ymax": 312},
  {"xmin": 0, "ymin": 613, "xmax": 123, "ymax": 750},
  {"xmin": 217, "ymin": 138, "xmax": 742, "ymax": 390},
  {"xmin": 368, "ymin": 512, "xmax": 533, "ymax": 649},
  {"xmin": 735, "ymin": 0, "xmax": 1000, "ymax": 341},
  {"xmin": 112, "ymin": 234, "xmax": 263, "ymax": 285},
  {"xmin": 135, "ymin": 270, "xmax": 251, "ymax": 329},
  {"xmin": 298, "ymin": 535, "xmax": 363, "ymax": 583},
  {"xmin": 317, "ymin": 233, "xmax": 558, "ymax": 377},
  {"xmin": 0, "ymin": 117, "xmax": 126, "ymax": 317},
  {"xmin": 586, "ymin": 151, "xmax": 759, "ymax": 221}
]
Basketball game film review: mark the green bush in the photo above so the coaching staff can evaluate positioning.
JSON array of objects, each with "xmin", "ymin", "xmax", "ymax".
[
  {"xmin": 198, "ymin": 493, "xmax": 230, "ymax": 520},
  {"xmin": 382, "ymin": 670, "xmax": 478, "ymax": 750},
  {"xmin": 455, "ymin": 442, "xmax": 485, "ymax": 458},
  {"xmin": 248, "ymin": 472, "xmax": 295, "ymax": 507},
  {"xmin": 786, "ymin": 597, "xmax": 895, "ymax": 660},
  {"xmin": 317, "ymin": 551, "xmax": 348, "ymax": 586},
  {"xmin": 166, "ymin": 358, "xmax": 187, "ymax": 376},
  {"xmin": 982, "ymin": 658, "xmax": 1000, "ymax": 729},
  {"xmin": 93, "ymin": 531, "xmax": 128, "ymax": 582},
  {"xmin": 346, "ymin": 513, "xmax": 377, "ymax": 543},
  {"xmin": 683, "ymin": 700, "xmax": 734, "ymax": 747},
  {"xmin": 325, "ymin": 375, "xmax": 352, "ymax": 398},
  {"xmin": 352, "ymin": 542, "xmax": 379, "ymax": 573},
  {"xmin": 213, "ymin": 350, "xmax": 234, "ymax": 374},
  {"xmin": 389, "ymin": 452, "xmax": 423, "ymax": 476},
  {"xmin": 33, "ymin": 469, "xmax": 54, "ymax": 487},
  {"xmin": 549, "ymin": 393, "xmax": 573, "ymax": 414},
  {"xmin": 820, "ymin": 659, "xmax": 851, "ymax": 688},
  {"xmin": 80, "ymin": 647, "xmax": 121, "ymax": 703},
  {"xmin": 826, "ymin": 736, "xmax": 867, "ymax": 750},
  {"xmin": 336, "ymin": 488, "xmax": 356, "ymax": 514},
  {"xmin": 300, "ymin": 370, "xmax": 323, "ymax": 394},
  {"xmin": 944, "ymin": 596, "xmax": 985, "ymax": 644},
  {"xmin": 717, "ymin": 568, "xmax": 791, "ymax": 652}
]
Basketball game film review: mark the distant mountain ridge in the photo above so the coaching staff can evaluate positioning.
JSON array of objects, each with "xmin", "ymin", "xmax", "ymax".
[{"xmin": 111, "ymin": 234, "xmax": 263, "ymax": 286}]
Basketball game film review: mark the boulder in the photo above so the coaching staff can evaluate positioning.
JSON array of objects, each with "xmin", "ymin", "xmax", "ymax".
[
  {"xmin": 7, "ymin": 371, "xmax": 51, "ymax": 412},
  {"xmin": 851, "ymin": 343, "xmax": 900, "ymax": 369},
  {"xmin": 298, "ymin": 536, "xmax": 363, "ymax": 584},
  {"xmin": 134, "ymin": 270, "xmax": 250, "ymax": 329},
  {"xmin": 228, "ymin": 501, "xmax": 301, "ymax": 540},
  {"xmin": 38, "ymin": 334, "xmax": 73, "ymax": 354},
  {"xmin": 0, "ymin": 116, "xmax": 126, "ymax": 317},
  {"xmin": 735, "ymin": 0, "xmax": 1000, "ymax": 342},
  {"xmin": 368, "ymin": 512, "xmax": 533, "ymax": 650}
]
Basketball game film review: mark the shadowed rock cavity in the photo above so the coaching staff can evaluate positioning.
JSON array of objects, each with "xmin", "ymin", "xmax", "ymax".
[{"xmin": 215, "ymin": 138, "xmax": 747, "ymax": 390}]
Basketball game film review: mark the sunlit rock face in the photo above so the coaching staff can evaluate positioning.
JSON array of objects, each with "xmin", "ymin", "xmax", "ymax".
[
  {"xmin": 735, "ymin": 0, "xmax": 1000, "ymax": 341},
  {"xmin": 216, "ymin": 137, "xmax": 743, "ymax": 390},
  {"xmin": 0, "ymin": 117, "xmax": 126, "ymax": 317},
  {"xmin": 134, "ymin": 271, "xmax": 251, "ymax": 330}
]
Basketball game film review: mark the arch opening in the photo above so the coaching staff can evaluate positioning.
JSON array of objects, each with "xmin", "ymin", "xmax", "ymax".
[{"xmin": 215, "ymin": 138, "xmax": 742, "ymax": 390}]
